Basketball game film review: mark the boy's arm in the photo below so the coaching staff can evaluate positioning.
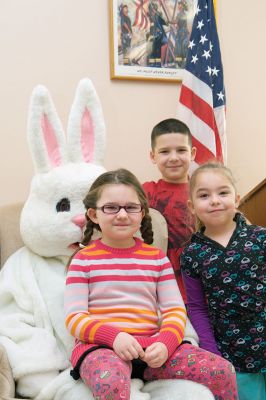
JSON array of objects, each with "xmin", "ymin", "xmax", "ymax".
[{"xmin": 181, "ymin": 272, "xmax": 221, "ymax": 355}]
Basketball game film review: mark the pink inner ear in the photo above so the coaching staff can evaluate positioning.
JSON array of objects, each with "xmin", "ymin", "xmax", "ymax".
[
  {"xmin": 41, "ymin": 114, "xmax": 62, "ymax": 167},
  {"xmin": 81, "ymin": 107, "xmax": 94, "ymax": 163}
]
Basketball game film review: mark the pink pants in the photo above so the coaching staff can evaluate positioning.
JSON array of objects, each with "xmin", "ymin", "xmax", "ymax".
[{"xmin": 79, "ymin": 344, "xmax": 238, "ymax": 400}]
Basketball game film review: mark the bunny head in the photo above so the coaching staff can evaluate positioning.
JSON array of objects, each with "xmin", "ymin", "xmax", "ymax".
[{"xmin": 20, "ymin": 79, "xmax": 106, "ymax": 258}]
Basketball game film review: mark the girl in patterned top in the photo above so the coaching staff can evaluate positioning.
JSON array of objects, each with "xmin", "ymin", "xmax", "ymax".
[
  {"xmin": 181, "ymin": 162, "xmax": 266, "ymax": 400},
  {"xmin": 64, "ymin": 168, "xmax": 238, "ymax": 400}
]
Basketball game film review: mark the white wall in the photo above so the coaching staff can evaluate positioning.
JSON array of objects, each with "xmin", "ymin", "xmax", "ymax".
[{"xmin": 0, "ymin": 0, "xmax": 265, "ymax": 206}]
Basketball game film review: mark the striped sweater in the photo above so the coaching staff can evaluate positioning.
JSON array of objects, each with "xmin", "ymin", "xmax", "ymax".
[{"xmin": 64, "ymin": 238, "xmax": 186, "ymax": 362}]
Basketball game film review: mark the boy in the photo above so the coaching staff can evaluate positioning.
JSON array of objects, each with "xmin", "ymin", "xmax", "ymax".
[{"xmin": 143, "ymin": 118, "xmax": 196, "ymax": 301}]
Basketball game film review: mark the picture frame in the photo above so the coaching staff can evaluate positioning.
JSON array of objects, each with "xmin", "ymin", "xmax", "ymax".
[{"xmin": 110, "ymin": 0, "xmax": 216, "ymax": 82}]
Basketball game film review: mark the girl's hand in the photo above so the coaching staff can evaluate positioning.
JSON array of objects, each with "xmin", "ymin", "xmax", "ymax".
[
  {"xmin": 113, "ymin": 332, "xmax": 145, "ymax": 361},
  {"xmin": 142, "ymin": 342, "xmax": 168, "ymax": 368}
]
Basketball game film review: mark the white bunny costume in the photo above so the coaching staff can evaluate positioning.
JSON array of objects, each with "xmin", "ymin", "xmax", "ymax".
[{"xmin": 0, "ymin": 79, "xmax": 213, "ymax": 400}]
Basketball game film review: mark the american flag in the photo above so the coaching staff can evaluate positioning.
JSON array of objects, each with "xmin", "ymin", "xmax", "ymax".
[
  {"xmin": 132, "ymin": 0, "xmax": 150, "ymax": 30},
  {"xmin": 177, "ymin": 0, "xmax": 226, "ymax": 165}
]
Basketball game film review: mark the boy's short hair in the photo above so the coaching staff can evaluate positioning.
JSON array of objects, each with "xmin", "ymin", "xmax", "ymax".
[{"xmin": 151, "ymin": 118, "xmax": 192, "ymax": 149}]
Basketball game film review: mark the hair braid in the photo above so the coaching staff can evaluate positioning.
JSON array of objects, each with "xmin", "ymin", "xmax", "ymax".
[
  {"xmin": 140, "ymin": 213, "xmax": 153, "ymax": 244},
  {"xmin": 81, "ymin": 216, "xmax": 100, "ymax": 246},
  {"xmin": 66, "ymin": 217, "xmax": 98, "ymax": 272}
]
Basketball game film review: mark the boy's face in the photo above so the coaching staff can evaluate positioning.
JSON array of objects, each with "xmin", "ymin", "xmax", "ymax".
[{"xmin": 150, "ymin": 133, "xmax": 196, "ymax": 184}]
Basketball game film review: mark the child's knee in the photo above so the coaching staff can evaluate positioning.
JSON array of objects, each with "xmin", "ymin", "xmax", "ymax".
[{"xmin": 80, "ymin": 349, "xmax": 131, "ymax": 400}]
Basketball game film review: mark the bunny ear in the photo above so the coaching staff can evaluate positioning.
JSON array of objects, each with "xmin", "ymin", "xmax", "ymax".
[
  {"xmin": 27, "ymin": 85, "xmax": 67, "ymax": 173},
  {"xmin": 67, "ymin": 78, "xmax": 106, "ymax": 165}
]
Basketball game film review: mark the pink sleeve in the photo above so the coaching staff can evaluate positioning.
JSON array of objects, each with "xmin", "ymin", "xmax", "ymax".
[{"xmin": 64, "ymin": 254, "xmax": 121, "ymax": 347}]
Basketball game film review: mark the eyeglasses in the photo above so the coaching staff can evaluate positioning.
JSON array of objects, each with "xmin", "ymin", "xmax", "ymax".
[{"xmin": 95, "ymin": 203, "xmax": 143, "ymax": 214}]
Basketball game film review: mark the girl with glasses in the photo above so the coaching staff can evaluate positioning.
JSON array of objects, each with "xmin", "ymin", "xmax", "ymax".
[{"xmin": 64, "ymin": 168, "xmax": 238, "ymax": 400}]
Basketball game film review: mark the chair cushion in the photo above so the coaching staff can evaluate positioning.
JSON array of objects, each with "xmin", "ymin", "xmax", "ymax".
[
  {"xmin": 0, "ymin": 202, "xmax": 24, "ymax": 269},
  {"xmin": 0, "ymin": 344, "xmax": 15, "ymax": 398}
]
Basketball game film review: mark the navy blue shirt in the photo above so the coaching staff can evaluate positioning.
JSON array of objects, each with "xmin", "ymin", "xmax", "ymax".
[{"xmin": 181, "ymin": 214, "xmax": 266, "ymax": 373}]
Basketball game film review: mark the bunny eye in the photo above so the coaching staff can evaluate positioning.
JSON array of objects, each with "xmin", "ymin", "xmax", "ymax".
[{"xmin": 56, "ymin": 198, "xmax": 70, "ymax": 212}]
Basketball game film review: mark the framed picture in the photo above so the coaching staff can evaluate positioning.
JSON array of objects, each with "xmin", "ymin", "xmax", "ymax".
[{"xmin": 110, "ymin": 0, "xmax": 209, "ymax": 82}]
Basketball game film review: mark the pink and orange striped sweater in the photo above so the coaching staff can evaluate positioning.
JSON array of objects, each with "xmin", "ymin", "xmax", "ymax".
[{"xmin": 64, "ymin": 238, "xmax": 186, "ymax": 363}]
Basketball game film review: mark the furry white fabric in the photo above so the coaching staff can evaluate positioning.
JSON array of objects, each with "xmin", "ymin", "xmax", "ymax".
[
  {"xmin": 0, "ymin": 79, "xmax": 214, "ymax": 400},
  {"xmin": 143, "ymin": 379, "xmax": 214, "ymax": 400},
  {"xmin": 0, "ymin": 248, "xmax": 211, "ymax": 400}
]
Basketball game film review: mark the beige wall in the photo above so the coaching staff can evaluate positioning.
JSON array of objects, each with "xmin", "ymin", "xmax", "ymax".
[{"xmin": 0, "ymin": 0, "xmax": 265, "ymax": 206}]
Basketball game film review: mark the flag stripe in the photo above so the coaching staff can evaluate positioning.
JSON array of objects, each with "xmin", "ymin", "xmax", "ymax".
[
  {"xmin": 192, "ymin": 135, "xmax": 215, "ymax": 163},
  {"xmin": 180, "ymin": 84, "xmax": 222, "ymax": 160},
  {"xmin": 176, "ymin": 100, "xmax": 216, "ymax": 152}
]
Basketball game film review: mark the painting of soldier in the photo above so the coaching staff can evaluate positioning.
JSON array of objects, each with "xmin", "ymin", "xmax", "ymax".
[
  {"xmin": 110, "ymin": 0, "xmax": 198, "ymax": 81},
  {"xmin": 116, "ymin": 0, "xmax": 194, "ymax": 68}
]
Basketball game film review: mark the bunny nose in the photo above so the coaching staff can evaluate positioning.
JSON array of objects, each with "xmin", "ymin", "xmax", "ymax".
[{"xmin": 72, "ymin": 214, "xmax": 86, "ymax": 228}]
